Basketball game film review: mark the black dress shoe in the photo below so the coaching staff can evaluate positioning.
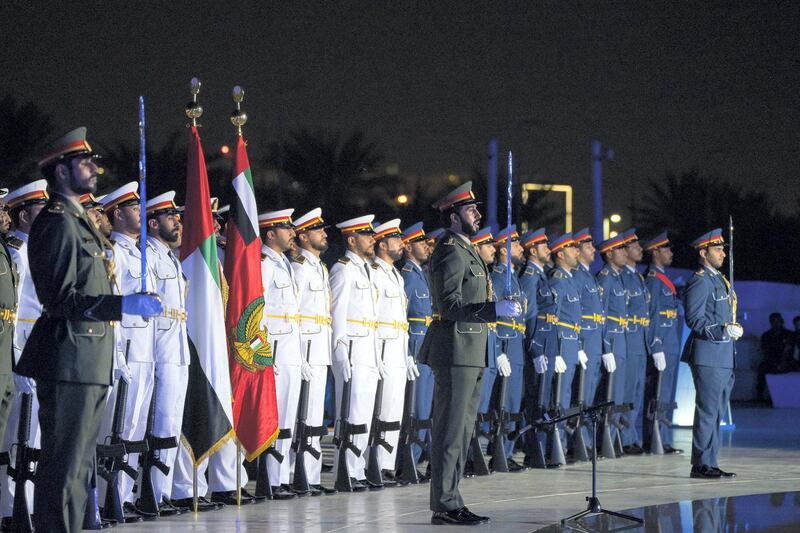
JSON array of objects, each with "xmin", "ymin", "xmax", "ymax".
[
  {"xmin": 663, "ymin": 444, "xmax": 684, "ymax": 454},
  {"xmin": 507, "ymin": 458, "xmax": 528, "ymax": 472},
  {"xmin": 171, "ymin": 497, "xmax": 219, "ymax": 512},
  {"xmin": 311, "ymin": 484, "xmax": 337, "ymax": 495},
  {"xmin": 350, "ymin": 478, "xmax": 368, "ymax": 492},
  {"xmin": 381, "ymin": 470, "xmax": 399, "ymax": 487},
  {"xmin": 158, "ymin": 499, "xmax": 183, "ymax": 515},
  {"xmin": 241, "ymin": 488, "xmax": 266, "ymax": 503},
  {"xmin": 365, "ymin": 478, "xmax": 384, "ymax": 490},
  {"xmin": 168, "ymin": 498, "xmax": 190, "ymax": 512},
  {"xmin": 712, "ymin": 467, "xmax": 736, "ymax": 478},
  {"xmin": 269, "ymin": 486, "xmax": 296, "ymax": 500},
  {"xmin": 431, "ymin": 507, "xmax": 482, "ymax": 525},
  {"xmin": 211, "ymin": 490, "xmax": 254, "ymax": 505},
  {"xmin": 124, "ymin": 502, "xmax": 158, "ymax": 521},
  {"xmin": 622, "ymin": 444, "xmax": 645, "ymax": 455},
  {"xmin": 690, "ymin": 465, "xmax": 723, "ymax": 479},
  {"xmin": 462, "ymin": 506, "xmax": 490, "ymax": 522}
]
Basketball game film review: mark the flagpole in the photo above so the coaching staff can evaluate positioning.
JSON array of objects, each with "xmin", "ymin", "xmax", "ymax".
[
  {"xmin": 506, "ymin": 150, "xmax": 513, "ymax": 295},
  {"xmin": 192, "ymin": 464, "xmax": 198, "ymax": 513},
  {"xmin": 236, "ymin": 443, "xmax": 242, "ymax": 506},
  {"xmin": 138, "ymin": 96, "xmax": 148, "ymax": 292}
]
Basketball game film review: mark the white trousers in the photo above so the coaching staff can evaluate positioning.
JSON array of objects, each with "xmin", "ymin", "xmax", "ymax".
[
  {"xmin": 288, "ymin": 364, "xmax": 328, "ymax": 485},
  {"xmin": 0, "ymin": 391, "xmax": 40, "ymax": 517},
  {"xmin": 150, "ymin": 364, "xmax": 188, "ymax": 502},
  {"xmin": 267, "ymin": 363, "xmax": 302, "ymax": 487},
  {"xmin": 370, "ymin": 366, "xmax": 407, "ymax": 470},
  {"xmin": 332, "ymin": 365, "xmax": 379, "ymax": 480},
  {"xmin": 171, "ymin": 439, "xmax": 249, "ymax": 499}
]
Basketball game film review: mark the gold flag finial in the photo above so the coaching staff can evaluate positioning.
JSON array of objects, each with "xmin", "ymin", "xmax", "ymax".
[
  {"xmin": 185, "ymin": 77, "xmax": 203, "ymax": 126},
  {"xmin": 231, "ymin": 86, "xmax": 247, "ymax": 135}
]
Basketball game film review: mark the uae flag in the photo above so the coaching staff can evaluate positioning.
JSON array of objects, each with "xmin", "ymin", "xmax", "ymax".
[
  {"xmin": 224, "ymin": 134, "xmax": 279, "ymax": 460},
  {"xmin": 179, "ymin": 126, "xmax": 235, "ymax": 463}
]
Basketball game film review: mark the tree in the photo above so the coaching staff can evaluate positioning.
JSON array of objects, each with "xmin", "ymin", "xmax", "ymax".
[
  {"xmin": 263, "ymin": 129, "xmax": 383, "ymax": 223},
  {"xmin": 638, "ymin": 171, "xmax": 797, "ymax": 283},
  {"xmin": 0, "ymin": 95, "xmax": 55, "ymax": 186}
]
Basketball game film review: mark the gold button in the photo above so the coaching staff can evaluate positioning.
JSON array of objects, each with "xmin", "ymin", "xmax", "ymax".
[{"xmin": 88, "ymin": 328, "xmax": 93, "ymax": 333}]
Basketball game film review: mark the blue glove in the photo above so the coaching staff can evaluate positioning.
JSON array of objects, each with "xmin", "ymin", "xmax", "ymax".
[
  {"xmin": 495, "ymin": 298, "xmax": 522, "ymax": 318},
  {"xmin": 122, "ymin": 293, "xmax": 163, "ymax": 318}
]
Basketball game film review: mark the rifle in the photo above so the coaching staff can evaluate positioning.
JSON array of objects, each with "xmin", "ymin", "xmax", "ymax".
[
  {"xmin": 366, "ymin": 340, "xmax": 401, "ymax": 487},
  {"xmin": 545, "ymin": 371, "xmax": 582, "ymax": 466},
  {"xmin": 646, "ymin": 370, "xmax": 677, "ymax": 455},
  {"xmin": 137, "ymin": 377, "xmax": 179, "ymax": 514},
  {"xmin": 395, "ymin": 345, "xmax": 429, "ymax": 484},
  {"xmin": 7, "ymin": 393, "xmax": 38, "ymax": 532},
  {"xmin": 566, "ymin": 362, "xmax": 590, "ymax": 462},
  {"xmin": 255, "ymin": 340, "xmax": 293, "ymax": 500},
  {"xmin": 333, "ymin": 340, "xmax": 368, "ymax": 492},
  {"xmin": 99, "ymin": 340, "xmax": 149, "ymax": 524},
  {"xmin": 487, "ymin": 340, "xmax": 510, "ymax": 472},
  {"xmin": 291, "ymin": 340, "xmax": 327, "ymax": 494}
]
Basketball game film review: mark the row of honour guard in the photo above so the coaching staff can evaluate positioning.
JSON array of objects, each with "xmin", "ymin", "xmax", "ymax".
[{"xmin": 0, "ymin": 124, "xmax": 741, "ymax": 529}]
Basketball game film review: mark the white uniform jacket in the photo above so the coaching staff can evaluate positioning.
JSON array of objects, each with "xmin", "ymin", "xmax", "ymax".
[{"xmin": 290, "ymin": 249, "xmax": 332, "ymax": 366}]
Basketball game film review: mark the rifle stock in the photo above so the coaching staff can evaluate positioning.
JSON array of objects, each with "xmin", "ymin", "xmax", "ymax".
[
  {"xmin": 548, "ymin": 371, "xmax": 567, "ymax": 466},
  {"xmin": 8, "ymin": 393, "xmax": 36, "ymax": 532},
  {"xmin": 396, "ymin": 365, "xmax": 420, "ymax": 484},
  {"xmin": 568, "ymin": 364, "xmax": 590, "ymax": 462},
  {"xmin": 366, "ymin": 340, "xmax": 401, "ymax": 487},
  {"xmin": 333, "ymin": 341, "xmax": 368, "ymax": 492},
  {"xmin": 138, "ymin": 378, "xmax": 178, "ymax": 515},
  {"xmin": 292, "ymin": 340, "xmax": 325, "ymax": 494}
]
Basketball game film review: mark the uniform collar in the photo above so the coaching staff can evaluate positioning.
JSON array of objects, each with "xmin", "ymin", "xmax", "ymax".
[
  {"xmin": 651, "ymin": 264, "xmax": 665, "ymax": 273},
  {"xmin": 112, "ymin": 232, "xmax": 138, "ymax": 248},
  {"xmin": 299, "ymin": 248, "xmax": 321, "ymax": 266},
  {"xmin": 704, "ymin": 264, "xmax": 720, "ymax": 276},
  {"xmin": 345, "ymin": 249, "xmax": 367, "ymax": 267},
  {"xmin": 556, "ymin": 265, "xmax": 573, "ymax": 277},
  {"xmin": 577, "ymin": 261, "xmax": 591, "ymax": 273},
  {"xmin": 625, "ymin": 264, "xmax": 637, "ymax": 273},
  {"xmin": 262, "ymin": 244, "xmax": 288, "ymax": 264},
  {"xmin": 405, "ymin": 258, "xmax": 423, "ymax": 272},
  {"xmin": 147, "ymin": 236, "xmax": 172, "ymax": 255},
  {"xmin": 527, "ymin": 259, "xmax": 545, "ymax": 274},
  {"xmin": 52, "ymin": 191, "xmax": 85, "ymax": 215},
  {"xmin": 374, "ymin": 256, "xmax": 394, "ymax": 272}
]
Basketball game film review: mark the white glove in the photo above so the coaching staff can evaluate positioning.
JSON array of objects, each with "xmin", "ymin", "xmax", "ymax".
[
  {"xmin": 336, "ymin": 360, "xmax": 352, "ymax": 382},
  {"xmin": 602, "ymin": 352, "xmax": 616, "ymax": 373},
  {"xmin": 533, "ymin": 355, "xmax": 548, "ymax": 374},
  {"xmin": 377, "ymin": 360, "xmax": 387, "ymax": 379},
  {"xmin": 496, "ymin": 353, "xmax": 512, "ymax": 377},
  {"xmin": 300, "ymin": 360, "xmax": 314, "ymax": 382},
  {"xmin": 113, "ymin": 349, "xmax": 133, "ymax": 384},
  {"xmin": 13, "ymin": 374, "xmax": 35, "ymax": 394},
  {"xmin": 405, "ymin": 356, "xmax": 420, "ymax": 381},
  {"xmin": 554, "ymin": 355, "xmax": 567, "ymax": 373},
  {"xmin": 651, "ymin": 351, "xmax": 666, "ymax": 372},
  {"xmin": 495, "ymin": 299, "xmax": 522, "ymax": 318},
  {"xmin": 726, "ymin": 323, "xmax": 743, "ymax": 340},
  {"xmin": 578, "ymin": 349, "xmax": 588, "ymax": 370}
]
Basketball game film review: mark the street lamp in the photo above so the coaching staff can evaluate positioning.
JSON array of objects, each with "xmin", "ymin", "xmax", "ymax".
[{"xmin": 603, "ymin": 213, "xmax": 622, "ymax": 239}]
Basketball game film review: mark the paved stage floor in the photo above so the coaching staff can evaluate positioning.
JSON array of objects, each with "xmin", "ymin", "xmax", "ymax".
[{"xmin": 124, "ymin": 407, "xmax": 800, "ymax": 532}]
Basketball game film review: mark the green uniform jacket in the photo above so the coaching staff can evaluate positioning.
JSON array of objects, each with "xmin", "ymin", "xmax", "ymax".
[
  {"xmin": 17, "ymin": 193, "xmax": 122, "ymax": 385},
  {"xmin": 0, "ymin": 242, "xmax": 18, "ymax": 375},
  {"xmin": 419, "ymin": 230, "xmax": 496, "ymax": 368}
]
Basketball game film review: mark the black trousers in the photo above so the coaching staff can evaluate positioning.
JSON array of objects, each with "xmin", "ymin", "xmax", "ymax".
[
  {"xmin": 34, "ymin": 380, "xmax": 108, "ymax": 533},
  {"xmin": 429, "ymin": 365, "xmax": 483, "ymax": 512}
]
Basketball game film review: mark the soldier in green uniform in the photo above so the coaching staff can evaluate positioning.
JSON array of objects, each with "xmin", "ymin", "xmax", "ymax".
[
  {"xmin": 419, "ymin": 182, "xmax": 521, "ymax": 526},
  {"xmin": 15, "ymin": 128, "xmax": 162, "ymax": 532},
  {"xmin": 0, "ymin": 187, "xmax": 18, "ymax": 469}
]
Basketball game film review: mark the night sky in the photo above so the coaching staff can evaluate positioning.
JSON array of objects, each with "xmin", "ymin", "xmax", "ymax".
[{"xmin": 2, "ymin": 1, "xmax": 798, "ymax": 228}]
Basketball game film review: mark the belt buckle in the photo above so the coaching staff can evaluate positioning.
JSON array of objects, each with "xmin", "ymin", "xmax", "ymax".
[{"xmin": 425, "ymin": 316, "xmax": 432, "ymax": 327}]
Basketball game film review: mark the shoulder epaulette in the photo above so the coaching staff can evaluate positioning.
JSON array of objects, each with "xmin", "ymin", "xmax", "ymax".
[
  {"xmin": 401, "ymin": 264, "xmax": 413, "ymax": 273},
  {"xmin": 599, "ymin": 267, "xmax": 610, "ymax": 276},
  {"xmin": 337, "ymin": 256, "xmax": 351, "ymax": 265},
  {"xmin": 4, "ymin": 236, "xmax": 23, "ymax": 250},
  {"xmin": 261, "ymin": 252, "xmax": 267, "ymax": 260},
  {"xmin": 370, "ymin": 263, "xmax": 379, "ymax": 269},
  {"xmin": 290, "ymin": 254, "xmax": 306, "ymax": 264},
  {"xmin": 443, "ymin": 236, "xmax": 455, "ymax": 246},
  {"xmin": 47, "ymin": 200, "xmax": 65, "ymax": 214},
  {"xmin": 521, "ymin": 265, "xmax": 535, "ymax": 276},
  {"xmin": 552, "ymin": 269, "xmax": 566, "ymax": 279},
  {"xmin": 492, "ymin": 265, "xmax": 503, "ymax": 274},
  {"xmin": 647, "ymin": 269, "xmax": 656, "ymax": 277},
  {"xmin": 695, "ymin": 269, "xmax": 705, "ymax": 276}
]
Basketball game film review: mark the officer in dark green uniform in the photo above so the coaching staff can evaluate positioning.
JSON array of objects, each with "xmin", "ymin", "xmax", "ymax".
[
  {"xmin": 16, "ymin": 128, "xmax": 162, "ymax": 532},
  {"xmin": 0, "ymin": 188, "xmax": 18, "ymax": 454},
  {"xmin": 419, "ymin": 182, "xmax": 521, "ymax": 526}
]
